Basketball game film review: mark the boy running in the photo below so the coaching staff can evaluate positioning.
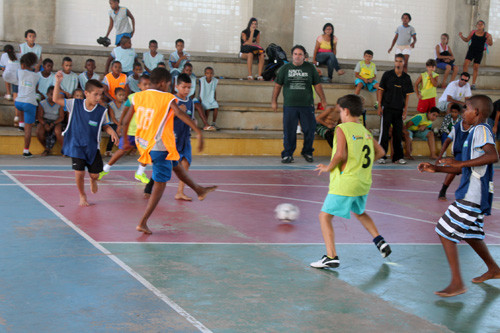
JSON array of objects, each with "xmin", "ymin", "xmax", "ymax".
[
  {"xmin": 418, "ymin": 95, "xmax": 500, "ymax": 297},
  {"xmin": 311, "ymin": 94, "xmax": 391, "ymax": 268}
]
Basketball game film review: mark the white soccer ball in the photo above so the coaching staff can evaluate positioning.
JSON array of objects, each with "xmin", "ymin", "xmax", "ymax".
[{"xmin": 275, "ymin": 203, "xmax": 300, "ymax": 222}]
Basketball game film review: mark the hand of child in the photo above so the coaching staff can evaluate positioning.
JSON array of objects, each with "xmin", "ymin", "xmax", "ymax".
[
  {"xmin": 418, "ymin": 125, "xmax": 427, "ymax": 131},
  {"xmin": 315, "ymin": 164, "xmax": 331, "ymax": 175},
  {"xmin": 117, "ymin": 125, "xmax": 122, "ymax": 136},
  {"xmin": 178, "ymin": 104, "xmax": 187, "ymax": 112},
  {"xmin": 55, "ymin": 71, "xmax": 64, "ymax": 83},
  {"xmin": 439, "ymin": 157, "xmax": 461, "ymax": 167},
  {"xmin": 418, "ymin": 162, "xmax": 435, "ymax": 173},
  {"xmin": 110, "ymin": 131, "xmax": 119, "ymax": 146},
  {"xmin": 459, "ymin": 32, "xmax": 463, "ymax": 38},
  {"xmin": 387, "ymin": 48, "xmax": 392, "ymax": 54}
]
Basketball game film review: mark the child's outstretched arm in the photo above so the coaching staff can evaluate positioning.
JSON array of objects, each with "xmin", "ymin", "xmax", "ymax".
[
  {"xmin": 171, "ymin": 102, "xmax": 204, "ymax": 152},
  {"xmin": 53, "ymin": 71, "xmax": 66, "ymax": 107},
  {"xmin": 105, "ymin": 17, "xmax": 114, "ymax": 38},
  {"xmin": 315, "ymin": 127, "xmax": 346, "ymax": 175},
  {"xmin": 449, "ymin": 143, "xmax": 499, "ymax": 168},
  {"xmin": 459, "ymin": 31, "xmax": 473, "ymax": 42}
]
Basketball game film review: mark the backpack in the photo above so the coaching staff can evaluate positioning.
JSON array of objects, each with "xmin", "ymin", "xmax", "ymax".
[
  {"xmin": 262, "ymin": 62, "xmax": 281, "ymax": 81},
  {"xmin": 266, "ymin": 43, "xmax": 287, "ymax": 65}
]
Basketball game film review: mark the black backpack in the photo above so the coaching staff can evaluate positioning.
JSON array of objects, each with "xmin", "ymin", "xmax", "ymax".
[{"xmin": 266, "ymin": 43, "xmax": 287, "ymax": 65}]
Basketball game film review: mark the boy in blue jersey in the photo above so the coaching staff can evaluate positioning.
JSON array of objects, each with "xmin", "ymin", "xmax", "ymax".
[
  {"xmin": 311, "ymin": 94, "xmax": 391, "ymax": 269},
  {"xmin": 53, "ymin": 71, "xmax": 119, "ymax": 207},
  {"xmin": 419, "ymin": 95, "xmax": 500, "ymax": 297}
]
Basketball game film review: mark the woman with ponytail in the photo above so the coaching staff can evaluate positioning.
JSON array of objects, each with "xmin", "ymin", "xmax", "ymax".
[{"xmin": 313, "ymin": 23, "xmax": 344, "ymax": 83}]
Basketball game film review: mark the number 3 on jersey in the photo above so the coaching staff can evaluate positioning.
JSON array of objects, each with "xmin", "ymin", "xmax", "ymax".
[
  {"xmin": 362, "ymin": 145, "xmax": 371, "ymax": 168},
  {"xmin": 136, "ymin": 106, "xmax": 154, "ymax": 130}
]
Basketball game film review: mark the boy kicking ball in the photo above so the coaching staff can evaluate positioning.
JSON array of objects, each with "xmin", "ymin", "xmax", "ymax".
[
  {"xmin": 418, "ymin": 95, "xmax": 500, "ymax": 297},
  {"xmin": 311, "ymin": 94, "xmax": 391, "ymax": 269},
  {"xmin": 53, "ymin": 71, "xmax": 119, "ymax": 206}
]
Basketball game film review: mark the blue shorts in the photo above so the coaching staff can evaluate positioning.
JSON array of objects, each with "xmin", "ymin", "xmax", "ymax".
[
  {"xmin": 119, "ymin": 135, "xmax": 136, "ymax": 150},
  {"xmin": 14, "ymin": 101, "xmax": 37, "ymax": 124},
  {"xmin": 321, "ymin": 194, "xmax": 368, "ymax": 219},
  {"xmin": 11, "ymin": 84, "xmax": 18, "ymax": 93},
  {"xmin": 354, "ymin": 78, "xmax": 378, "ymax": 92},
  {"xmin": 436, "ymin": 61, "xmax": 455, "ymax": 70},
  {"xmin": 115, "ymin": 32, "xmax": 132, "ymax": 46},
  {"xmin": 178, "ymin": 141, "xmax": 192, "ymax": 165},
  {"xmin": 150, "ymin": 151, "xmax": 179, "ymax": 183},
  {"xmin": 409, "ymin": 129, "xmax": 431, "ymax": 140}
]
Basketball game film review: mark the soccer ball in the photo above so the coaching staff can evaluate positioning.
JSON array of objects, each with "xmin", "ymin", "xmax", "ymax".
[{"xmin": 275, "ymin": 203, "xmax": 300, "ymax": 222}]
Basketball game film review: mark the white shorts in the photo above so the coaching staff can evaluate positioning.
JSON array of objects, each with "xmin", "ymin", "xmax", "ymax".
[
  {"xmin": 395, "ymin": 46, "xmax": 412, "ymax": 55},
  {"xmin": 437, "ymin": 100, "xmax": 449, "ymax": 112}
]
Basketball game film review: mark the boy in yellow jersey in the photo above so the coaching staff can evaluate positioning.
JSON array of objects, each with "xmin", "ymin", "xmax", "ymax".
[
  {"xmin": 354, "ymin": 50, "xmax": 380, "ymax": 109},
  {"xmin": 311, "ymin": 94, "xmax": 391, "ymax": 268},
  {"xmin": 403, "ymin": 107, "xmax": 440, "ymax": 160},
  {"xmin": 121, "ymin": 67, "xmax": 204, "ymax": 234},
  {"xmin": 415, "ymin": 59, "xmax": 439, "ymax": 113}
]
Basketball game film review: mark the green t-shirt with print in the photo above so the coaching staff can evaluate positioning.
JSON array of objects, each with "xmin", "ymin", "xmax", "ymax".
[{"xmin": 276, "ymin": 62, "xmax": 320, "ymax": 107}]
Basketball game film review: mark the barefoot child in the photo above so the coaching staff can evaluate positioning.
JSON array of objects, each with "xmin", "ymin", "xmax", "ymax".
[
  {"xmin": 418, "ymin": 95, "xmax": 500, "ymax": 297},
  {"xmin": 311, "ymin": 94, "xmax": 391, "ymax": 269},
  {"xmin": 199, "ymin": 66, "xmax": 219, "ymax": 129},
  {"xmin": 53, "ymin": 71, "xmax": 119, "ymax": 206},
  {"xmin": 121, "ymin": 67, "xmax": 206, "ymax": 234}
]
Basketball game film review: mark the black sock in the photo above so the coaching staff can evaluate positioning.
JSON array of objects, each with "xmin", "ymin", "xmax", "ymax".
[
  {"xmin": 439, "ymin": 184, "xmax": 449, "ymax": 197},
  {"xmin": 144, "ymin": 178, "xmax": 154, "ymax": 194},
  {"xmin": 373, "ymin": 235, "xmax": 383, "ymax": 245}
]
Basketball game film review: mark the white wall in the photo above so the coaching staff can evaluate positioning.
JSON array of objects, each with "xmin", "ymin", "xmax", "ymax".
[
  {"xmin": 55, "ymin": 0, "xmax": 252, "ymax": 53},
  {"xmin": 293, "ymin": 0, "xmax": 449, "ymax": 63},
  {"xmin": 486, "ymin": 0, "xmax": 500, "ymax": 66},
  {"xmin": 0, "ymin": 0, "xmax": 4, "ymax": 40}
]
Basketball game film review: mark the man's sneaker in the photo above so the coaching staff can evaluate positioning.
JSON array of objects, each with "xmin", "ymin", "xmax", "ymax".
[
  {"xmin": 375, "ymin": 239, "xmax": 392, "ymax": 258},
  {"xmin": 98, "ymin": 171, "xmax": 109, "ymax": 180},
  {"xmin": 281, "ymin": 156, "xmax": 294, "ymax": 164},
  {"xmin": 135, "ymin": 172, "xmax": 150, "ymax": 184},
  {"xmin": 377, "ymin": 158, "xmax": 386, "ymax": 164},
  {"xmin": 302, "ymin": 153, "xmax": 314, "ymax": 163},
  {"xmin": 22, "ymin": 152, "xmax": 33, "ymax": 158},
  {"xmin": 310, "ymin": 255, "xmax": 340, "ymax": 268},
  {"xmin": 394, "ymin": 159, "xmax": 407, "ymax": 165}
]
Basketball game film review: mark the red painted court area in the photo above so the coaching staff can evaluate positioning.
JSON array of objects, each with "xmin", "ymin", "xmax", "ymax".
[{"xmin": 9, "ymin": 169, "xmax": 500, "ymax": 244}]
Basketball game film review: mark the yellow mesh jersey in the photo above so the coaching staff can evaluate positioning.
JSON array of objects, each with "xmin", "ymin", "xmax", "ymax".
[{"xmin": 420, "ymin": 72, "xmax": 438, "ymax": 99}]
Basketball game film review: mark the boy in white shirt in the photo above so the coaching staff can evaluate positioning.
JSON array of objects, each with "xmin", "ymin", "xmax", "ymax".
[
  {"xmin": 105, "ymin": 36, "xmax": 137, "ymax": 75},
  {"xmin": 104, "ymin": 0, "xmax": 135, "ymax": 46},
  {"xmin": 78, "ymin": 59, "xmax": 100, "ymax": 89},
  {"xmin": 59, "ymin": 57, "xmax": 79, "ymax": 98},
  {"xmin": 143, "ymin": 40, "xmax": 164, "ymax": 73}
]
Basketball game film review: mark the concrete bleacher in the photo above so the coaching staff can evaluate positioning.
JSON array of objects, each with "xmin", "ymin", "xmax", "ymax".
[{"xmin": 1, "ymin": 44, "xmax": 500, "ymax": 157}]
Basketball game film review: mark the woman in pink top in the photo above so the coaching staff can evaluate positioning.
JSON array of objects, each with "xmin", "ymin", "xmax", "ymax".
[{"xmin": 313, "ymin": 23, "xmax": 345, "ymax": 82}]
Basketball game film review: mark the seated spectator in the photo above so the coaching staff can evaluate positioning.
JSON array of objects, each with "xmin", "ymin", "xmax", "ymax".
[
  {"xmin": 157, "ymin": 62, "xmax": 166, "ymax": 68},
  {"xmin": 437, "ymin": 72, "xmax": 472, "ymax": 113},
  {"xmin": 36, "ymin": 86, "xmax": 64, "ymax": 156},
  {"xmin": 199, "ymin": 67, "xmax": 219, "ymax": 130},
  {"xmin": 435, "ymin": 33, "xmax": 458, "ymax": 87},
  {"xmin": 36, "ymin": 58, "xmax": 55, "ymax": 100},
  {"xmin": 354, "ymin": 50, "xmax": 379, "ymax": 108},
  {"xmin": 315, "ymin": 105, "xmax": 341, "ymax": 148},
  {"xmin": 105, "ymin": 36, "xmax": 137, "ymax": 75},
  {"xmin": 0, "ymin": 44, "xmax": 20, "ymax": 101},
  {"xmin": 59, "ymin": 57, "xmax": 79, "ymax": 98},
  {"xmin": 105, "ymin": 87, "xmax": 127, "ymax": 156},
  {"xmin": 102, "ymin": 61, "xmax": 128, "ymax": 101},
  {"xmin": 127, "ymin": 62, "xmax": 143, "ymax": 93},
  {"xmin": 72, "ymin": 88, "xmax": 84, "ymax": 99},
  {"xmin": 438, "ymin": 103, "xmax": 462, "ymax": 144},
  {"xmin": 143, "ymin": 39, "xmax": 164, "ymax": 73},
  {"xmin": 239, "ymin": 17, "xmax": 265, "ymax": 80},
  {"xmin": 312, "ymin": 23, "xmax": 344, "ymax": 83},
  {"xmin": 78, "ymin": 59, "xmax": 100, "ymax": 89},
  {"xmin": 403, "ymin": 107, "xmax": 440, "ymax": 159},
  {"xmin": 169, "ymin": 38, "xmax": 190, "ymax": 78}
]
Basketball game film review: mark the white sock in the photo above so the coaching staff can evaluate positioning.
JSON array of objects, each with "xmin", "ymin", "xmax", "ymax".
[
  {"xmin": 23, "ymin": 149, "xmax": 29, "ymax": 154},
  {"xmin": 136, "ymin": 164, "xmax": 146, "ymax": 175},
  {"xmin": 103, "ymin": 164, "xmax": 111, "ymax": 172},
  {"xmin": 19, "ymin": 122, "xmax": 25, "ymax": 127}
]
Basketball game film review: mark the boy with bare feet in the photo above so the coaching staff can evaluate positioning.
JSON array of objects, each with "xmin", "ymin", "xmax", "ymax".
[
  {"xmin": 54, "ymin": 71, "xmax": 119, "ymax": 206},
  {"xmin": 122, "ymin": 67, "xmax": 211, "ymax": 234},
  {"xmin": 418, "ymin": 95, "xmax": 500, "ymax": 297}
]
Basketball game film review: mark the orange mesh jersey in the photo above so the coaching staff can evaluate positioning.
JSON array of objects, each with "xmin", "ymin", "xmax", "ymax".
[{"xmin": 132, "ymin": 89, "xmax": 179, "ymax": 164}]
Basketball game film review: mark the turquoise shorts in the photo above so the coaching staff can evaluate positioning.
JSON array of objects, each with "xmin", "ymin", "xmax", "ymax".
[
  {"xmin": 409, "ymin": 129, "xmax": 431, "ymax": 140},
  {"xmin": 321, "ymin": 194, "xmax": 368, "ymax": 219},
  {"xmin": 354, "ymin": 78, "xmax": 378, "ymax": 92}
]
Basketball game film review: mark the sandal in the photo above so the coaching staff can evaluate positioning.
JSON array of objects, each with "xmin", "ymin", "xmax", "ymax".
[
  {"xmin": 203, "ymin": 125, "xmax": 216, "ymax": 131},
  {"xmin": 257, "ymin": 76, "xmax": 264, "ymax": 81},
  {"xmin": 247, "ymin": 76, "xmax": 254, "ymax": 80}
]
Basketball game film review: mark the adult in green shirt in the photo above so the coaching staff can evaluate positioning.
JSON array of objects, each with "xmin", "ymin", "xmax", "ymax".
[{"xmin": 272, "ymin": 45, "xmax": 327, "ymax": 163}]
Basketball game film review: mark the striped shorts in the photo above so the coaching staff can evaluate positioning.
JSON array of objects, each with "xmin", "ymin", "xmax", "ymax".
[{"xmin": 435, "ymin": 199, "xmax": 485, "ymax": 243}]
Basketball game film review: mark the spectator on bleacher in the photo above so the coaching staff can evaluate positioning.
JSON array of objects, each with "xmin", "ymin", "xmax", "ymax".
[
  {"xmin": 36, "ymin": 58, "xmax": 55, "ymax": 100},
  {"xmin": 388, "ymin": 13, "xmax": 416, "ymax": 73},
  {"xmin": 439, "ymin": 103, "xmax": 462, "ymax": 144},
  {"xmin": 102, "ymin": 61, "xmax": 128, "ymax": 101},
  {"xmin": 143, "ymin": 40, "xmax": 164, "ymax": 74},
  {"xmin": 239, "ymin": 17, "xmax": 265, "ymax": 80},
  {"xmin": 313, "ymin": 23, "xmax": 344, "ymax": 83},
  {"xmin": 376, "ymin": 53, "xmax": 414, "ymax": 165},
  {"xmin": 37, "ymin": 86, "xmax": 64, "ymax": 156},
  {"xmin": 354, "ymin": 50, "xmax": 379, "ymax": 108},
  {"xmin": 459, "ymin": 20, "xmax": 493, "ymax": 90},
  {"xmin": 435, "ymin": 33, "xmax": 458, "ymax": 88},
  {"xmin": 104, "ymin": 0, "xmax": 135, "ymax": 46},
  {"xmin": 403, "ymin": 107, "xmax": 440, "ymax": 160},
  {"xmin": 19, "ymin": 29, "xmax": 42, "ymax": 71},
  {"xmin": 127, "ymin": 62, "xmax": 143, "ymax": 93},
  {"xmin": 105, "ymin": 36, "xmax": 137, "ymax": 75},
  {"xmin": 59, "ymin": 57, "xmax": 79, "ymax": 98},
  {"xmin": 78, "ymin": 59, "xmax": 100, "ymax": 90},
  {"xmin": 169, "ymin": 39, "xmax": 190, "ymax": 78},
  {"xmin": 0, "ymin": 45, "xmax": 20, "ymax": 101},
  {"xmin": 73, "ymin": 88, "xmax": 84, "ymax": 100},
  {"xmin": 105, "ymin": 87, "xmax": 127, "ymax": 156},
  {"xmin": 272, "ymin": 45, "xmax": 327, "ymax": 163},
  {"xmin": 437, "ymin": 72, "xmax": 472, "ymax": 113},
  {"xmin": 315, "ymin": 106, "xmax": 341, "ymax": 148},
  {"xmin": 199, "ymin": 67, "xmax": 219, "ymax": 130}
]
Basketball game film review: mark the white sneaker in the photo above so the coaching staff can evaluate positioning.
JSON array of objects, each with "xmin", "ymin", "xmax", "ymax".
[
  {"xmin": 310, "ymin": 255, "xmax": 339, "ymax": 268},
  {"xmin": 296, "ymin": 125, "xmax": 302, "ymax": 134},
  {"xmin": 377, "ymin": 158, "xmax": 386, "ymax": 164},
  {"xmin": 395, "ymin": 159, "xmax": 407, "ymax": 164}
]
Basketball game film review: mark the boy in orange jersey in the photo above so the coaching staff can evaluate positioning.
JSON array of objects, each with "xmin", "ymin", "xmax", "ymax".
[
  {"xmin": 102, "ymin": 60, "xmax": 129, "ymax": 101},
  {"xmin": 122, "ymin": 67, "xmax": 211, "ymax": 234}
]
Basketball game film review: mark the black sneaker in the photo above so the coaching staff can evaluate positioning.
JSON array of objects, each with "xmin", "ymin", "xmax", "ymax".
[
  {"xmin": 18, "ymin": 127, "xmax": 25, "ymax": 132},
  {"xmin": 310, "ymin": 255, "xmax": 340, "ymax": 268},
  {"xmin": 375, "ymin": 239, "xmax": 392, "ymax": 258},
  {"xmin": 23, "ymin": 152, "xmax": 33, "ymax": 158},
  {"xmin": 281, "ymin": 156, "xmax": 294, "ymax": 164},
  {"xmin": 302, "ymin": 153, "xmax": 314, "ymax": 163}
]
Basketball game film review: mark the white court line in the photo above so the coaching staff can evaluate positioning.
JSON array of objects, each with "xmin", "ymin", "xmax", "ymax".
[
  {"xmin": 99, "ymin": 241, "xmax": 500, "ymax": 246},
  {"xmin": 1, "ymin": 170, "xmax": 212, "ymax": 333}
]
